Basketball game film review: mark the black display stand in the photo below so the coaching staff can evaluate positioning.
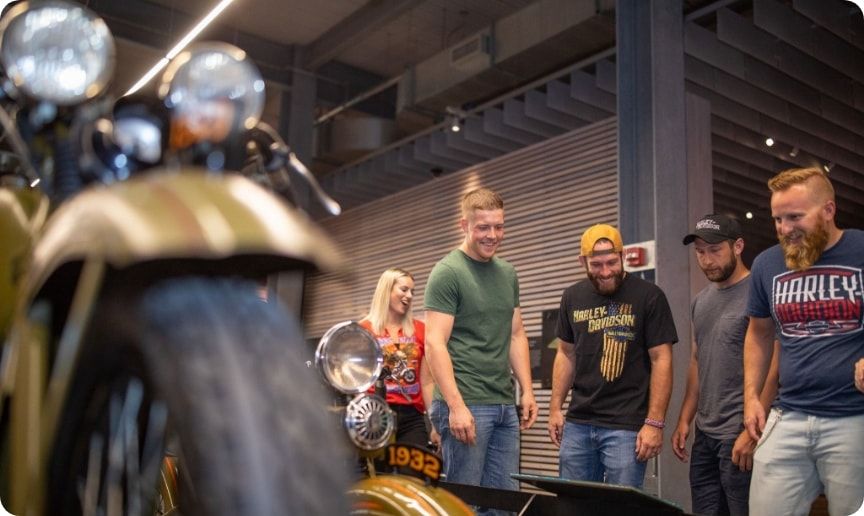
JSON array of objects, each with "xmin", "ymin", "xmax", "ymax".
[
  {"xmin": 439, "ymin": 475, "xmax": 688, "ymax": 515},
  {"xmin": 513, "ymin": 473, "xmax": 686, "ymax": 516}
]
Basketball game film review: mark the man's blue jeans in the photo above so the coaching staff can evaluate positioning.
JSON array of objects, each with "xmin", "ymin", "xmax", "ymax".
[
  {"xmin": 750, "ymin": 409, "xmax": 864, "ymax": 516},
  {"xmin": 559, "ymin": 420, "xmax": 647, "ymax": 488},
  {"xmin": 430, "ymin": 400, "xmax": 519, "ymax": 513},
  {"xmin": 689, "ymin": 427, "xmax": 751, "ymax": 516}
]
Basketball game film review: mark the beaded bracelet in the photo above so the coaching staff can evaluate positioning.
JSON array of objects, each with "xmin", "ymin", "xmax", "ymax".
[{"xmin": 644, "ymin": 417, "xmax": 665, "ymax": 429}]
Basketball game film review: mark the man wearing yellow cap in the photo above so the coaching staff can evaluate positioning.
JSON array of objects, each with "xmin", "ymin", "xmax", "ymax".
[{"xmin": 547, "ymin": 224, "xmax": 677, "ymax": 488}]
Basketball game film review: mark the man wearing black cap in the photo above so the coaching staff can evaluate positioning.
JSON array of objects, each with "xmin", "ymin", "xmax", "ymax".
[
  {"xmin": 548, "ymin": 224, "xmax": 678, "ymax": 488},
  {"xmin": 673, "ymin": 214, "xmax": 778, "ymax": 515}
]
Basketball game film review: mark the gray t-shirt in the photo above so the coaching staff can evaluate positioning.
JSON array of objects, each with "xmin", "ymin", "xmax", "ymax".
[{"xmin": 691, "ymin": 276, "xmax": 750, "ymax": 440}]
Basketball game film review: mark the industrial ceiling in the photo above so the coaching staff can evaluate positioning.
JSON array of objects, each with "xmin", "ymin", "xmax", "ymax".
[{"xmin": 86, "ymin": 0, "xmax": 864, "ymax": 258}]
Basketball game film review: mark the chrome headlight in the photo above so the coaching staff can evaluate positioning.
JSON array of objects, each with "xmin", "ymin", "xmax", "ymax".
[
  {"xmin": 158, "ymin": 41, "xmax": 265, "ymax": 145},
  {"xmin": 0, "ymin": 1, "xmax": 115, "ymax": 104},
  {"xmin": 315, "ymin": 321, "xmax": 382, "ymax": 394}
]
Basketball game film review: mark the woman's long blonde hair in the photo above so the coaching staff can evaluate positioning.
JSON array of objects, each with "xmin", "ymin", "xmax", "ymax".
[{"xmin": 365, "ymin": 268, "xmax": 415, "ymax": 337}]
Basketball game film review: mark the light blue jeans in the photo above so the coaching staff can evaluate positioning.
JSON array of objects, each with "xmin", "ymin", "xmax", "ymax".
[
  {"xmin": 559, "ymin": 421, "xmax": 647, "ymax": 488},
  {"xmin": 750, "ymin": 409, "xmax": 864, "ymax": 516},
  {"xmin": 430, "ymin": 400, "xmax": 519, "ymax": 515}
]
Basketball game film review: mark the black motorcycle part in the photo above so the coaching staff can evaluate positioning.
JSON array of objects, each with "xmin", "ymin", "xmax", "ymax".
[{"xmin": 47, "ymin": 277, "xmax": 349, "ymax": 516}]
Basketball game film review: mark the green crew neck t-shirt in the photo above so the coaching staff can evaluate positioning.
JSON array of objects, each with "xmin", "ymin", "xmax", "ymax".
[{"xmin": 424, "ymin": 249, "xmax": 519, "ymax": 405}]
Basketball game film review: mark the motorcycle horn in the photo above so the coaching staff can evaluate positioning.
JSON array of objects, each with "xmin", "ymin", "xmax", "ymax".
[{"xmin": 344, "ymin": 393, "xmax": 395, "ymax": 451}]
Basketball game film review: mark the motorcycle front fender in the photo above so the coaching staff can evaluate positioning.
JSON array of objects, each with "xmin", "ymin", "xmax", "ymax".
[
  {"xmin": 26, "ymin": 168, "xmax": 344, "ymax": 295},
  {"xmin": 0, "ymin": 184, "xmax": 48, "ymax": 341},
  {"xmin": 348, "ymin": 476, "xmax": 473, "ymax": 515},
  {"xmin": 1, "ymin": 169, "xmax": 346, "ymax": 512}
]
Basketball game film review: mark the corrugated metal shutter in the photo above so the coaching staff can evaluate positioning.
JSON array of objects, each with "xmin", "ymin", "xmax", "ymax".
[{"xmin": 303, "ymin": 117, "xmax": 618, "ymax": 487}]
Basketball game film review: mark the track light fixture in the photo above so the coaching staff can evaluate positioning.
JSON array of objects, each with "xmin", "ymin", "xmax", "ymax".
[
  {"xmin": 788, "ymin": 146, "xmax": 799, "ymax": 157},
  {"xmin": 823, "ymin": 162, "xmax": 834, "ymax": 173},
  {"xmin": 449, "ymin": 114, "xmax": 461, "ymax": 132},
  {"xmin": 445, "ymin": 105, "xmax": 468, "ymax": 134}
]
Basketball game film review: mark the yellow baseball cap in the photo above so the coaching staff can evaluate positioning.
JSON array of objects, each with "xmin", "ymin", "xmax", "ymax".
[{"xmin": 580, "ymin": 224, "xmax": 624, "ymax": 257}]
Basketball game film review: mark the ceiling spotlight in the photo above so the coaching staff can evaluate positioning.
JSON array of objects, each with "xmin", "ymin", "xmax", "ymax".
[
  {"xmin": 788, "ymin": 146, "xmax": 799, "ymax": 157},
  {"xmin": 823, "ymin": 162, "xmax": 834, "ymax": 172},
  {"xmin": 445, "ymin": 105, "xmax": 469, "ymax": 133},
  {"xmin": 745, "ymin": 211, "xmax": 753, "ymax": 220},
  {"xmin": 764, "ymin": 137, "xmax": 775, "ymax": 147},
  {"xmin": 450, "ymin": 115, "xmax": 461, "ymax": 132}
]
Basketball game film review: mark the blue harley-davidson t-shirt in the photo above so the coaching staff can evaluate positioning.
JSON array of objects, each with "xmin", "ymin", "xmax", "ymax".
[{"xmin": 747, "ymin": 229, "xmax": 864, "ymax": 417}]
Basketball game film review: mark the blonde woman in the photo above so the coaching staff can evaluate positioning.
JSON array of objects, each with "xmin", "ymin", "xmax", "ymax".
[{"xmin": 359, "ymin": 268, "xmax": 439, "ymax": 449}]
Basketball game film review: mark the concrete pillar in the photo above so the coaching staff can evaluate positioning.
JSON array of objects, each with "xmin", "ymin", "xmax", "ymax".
[{"xmin": 617, "ymin": 0, "xmax": 712, "ymax": 510}]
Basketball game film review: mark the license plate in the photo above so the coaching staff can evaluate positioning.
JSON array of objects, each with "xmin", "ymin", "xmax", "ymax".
[{"xmin": 385, "ymin": 444, "xmax": 442, "ymax": 484}]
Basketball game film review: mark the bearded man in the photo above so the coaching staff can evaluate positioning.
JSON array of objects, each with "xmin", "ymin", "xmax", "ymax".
[
  {"xmin": 674, "ymin": 214, "xmax": 779, "ymax": 515},
  {"xmin": 743, "ymin": 167, "xmax": 864, "ymax": 516},
  {"xmin": 547, "ymin": 224, "xmax": 677, "ymax": 488}
]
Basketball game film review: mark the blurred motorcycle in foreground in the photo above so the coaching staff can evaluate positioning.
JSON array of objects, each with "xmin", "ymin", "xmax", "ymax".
[
  {"xmin": 0, "ymin": 1, "xmax": 351, "ymax": 514},
  {"xmin": 314, "ymin": 321, "xmax": 474, "ymax": 515}
]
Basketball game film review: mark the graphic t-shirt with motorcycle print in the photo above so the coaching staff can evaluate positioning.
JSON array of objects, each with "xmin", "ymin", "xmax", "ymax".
[{"xmin": 360, "ymin": 319, "xmax": 426, "ymax": 413}]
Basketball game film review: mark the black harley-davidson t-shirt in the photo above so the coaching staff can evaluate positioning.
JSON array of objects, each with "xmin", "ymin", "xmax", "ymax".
[{"xmin": 556, "ymin": 273, "xmax": 678, "ymax": 431}]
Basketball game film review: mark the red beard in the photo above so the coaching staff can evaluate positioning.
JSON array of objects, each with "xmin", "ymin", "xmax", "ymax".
[{"xmin": 779, "ymin": 222, "xmax": 829, "ymax": 271}]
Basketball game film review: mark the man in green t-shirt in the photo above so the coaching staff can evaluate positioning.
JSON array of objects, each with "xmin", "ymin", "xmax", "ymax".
[{"xmin": 425, "ymin": 187, "xmax": 537, "ymax": 509}]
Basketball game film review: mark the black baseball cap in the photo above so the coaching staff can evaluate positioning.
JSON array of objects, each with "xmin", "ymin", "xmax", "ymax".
[{"xmin": 682, "ymin": 213, "xmax": 743, "ymax": 245}]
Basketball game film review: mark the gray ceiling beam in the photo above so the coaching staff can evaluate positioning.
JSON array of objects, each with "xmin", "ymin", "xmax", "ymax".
[
  {"xmin": 717, "ymin": 8, "xmax": 856, "ymax": 109},
  {"xmin": 685, "ymin": 23, "xmax": 864, "ymax": 145},
  {"xmin": 444, "ymin": 129, "xmax": 506, "ymax": 161},
  {"xmin": 346, "ymin": 161, "xmax": 417, "ymax": 198},
  {"xmin": 398, "ymin": 145, "xmax": 442, "ymax": 174},
  {"xmin": 792, "ymin": 0, "xmax": 864, "ymax": 52},
  {"xmin": 503, "ymin": 98, "xmax": 564, "ymax": 138},
  {"xmin": 384, "ymin": 152, "xmax": 430, "ymax": 182},
  {"xmin": 366, "ymin": 156, "xmax": 421, "ymax": 189},
  {"xmin": 710, "ymin": 118, "xmax": 864, "ymax": 198},
  {"xmin": 462, "ymin": 117, "xmax": 521, "ymax": 153},
  {"xmin": 525, "ymin": 90, "xmax": 585, "ymax": 130},
  {"xmin": 712, "ymin": 154, "xmax": 775, "ymax": 191},
  {"xmin": 547, "ymin": 81, "xmax": 612, "ymax": 123},
  {"xmin": 713, "ymin": 133, "xmax": 809, "ymax": 176},
  {"xmin": 754, "ymin": 0, "xmax": 864, "ymax": 84},
  {"xmin": 594, "ymin": 59, "xmax": 617, "ymax": 93},
  {"xmin": 685, "ymin": 71, "xmax": 864, "ymax": 158},
  {"xmin": 483, "ymin": 107, "xmax": 544, "ymax": 146},
  {"xmin": 686, "ymin": 23, "xmax": 820, "ymax": 112},
  {"xmin": 303, "ymin": 0, "xmax": 425, "ymax": 70},
  {"xmin": 429, "ymin": 132, "xmax": 488, "ymax": 165},
  {"xmin": 413, "ymin": 135, "xmax": 475, "ymax": 171},
  {"xmin": 341, "ymin": 165, "xmax": 389, "ymax": 197},
  {"xmin": 571, "ymin": 69, "xmax": 617, "ymax": 112}
]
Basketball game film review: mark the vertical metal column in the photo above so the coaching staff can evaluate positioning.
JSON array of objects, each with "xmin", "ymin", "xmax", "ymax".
[
  {"xmin": 275, "ymin": 49, "xmax": 317, "ymax": 316},
  {"xmin": 617, "ymin": 0, "xmax": 705, "ymax": 510},
  {"xmin": 685, "ymin": 94, "xmax": 713, "ymax": 301}
]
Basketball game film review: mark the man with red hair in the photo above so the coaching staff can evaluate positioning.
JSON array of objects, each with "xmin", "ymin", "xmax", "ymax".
[{"xmin": 744, "ymin": 167, "xmax": 864, "ymax": 515}]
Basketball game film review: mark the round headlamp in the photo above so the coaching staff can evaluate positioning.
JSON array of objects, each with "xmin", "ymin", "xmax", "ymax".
[
  {"xmin": 315, "ymin": 321, "xmax": 382, "ymax": 394},
  {"xmin": 158, "ymin": 42, "xmax": 265, "ymax": 146},
  {"xmin": 0, "ymin": 1, "xmax": 115, "ymax": 104}
]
